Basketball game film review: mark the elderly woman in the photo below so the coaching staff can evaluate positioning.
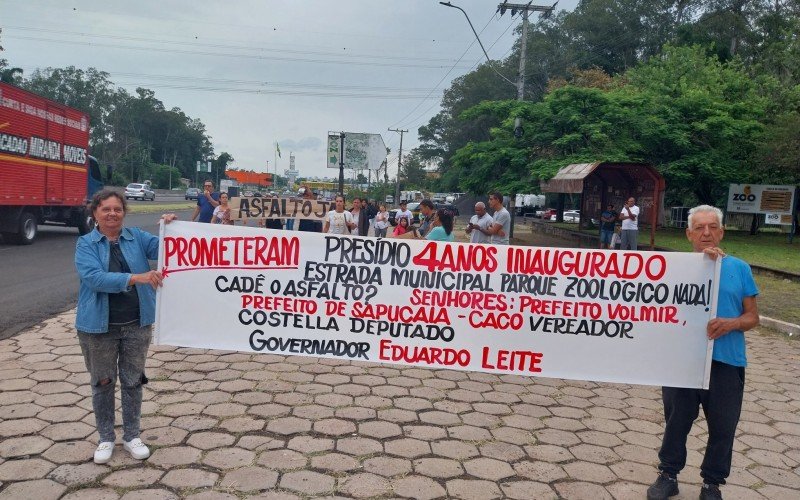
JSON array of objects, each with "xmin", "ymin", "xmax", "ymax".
[{"xmin": 75, "ymin": 189, "xmax": 175, "ymax": 464}]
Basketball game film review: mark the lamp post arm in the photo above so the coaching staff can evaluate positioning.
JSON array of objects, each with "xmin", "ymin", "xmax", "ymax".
[{"xmin": 439, "ymin": 1, "xmax": 516, "ymax": 88}]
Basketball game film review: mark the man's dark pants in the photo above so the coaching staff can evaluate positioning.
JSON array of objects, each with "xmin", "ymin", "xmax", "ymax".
[{"xmin": 658, "ymin": 360, "xmax": 745, "ymax": 485}]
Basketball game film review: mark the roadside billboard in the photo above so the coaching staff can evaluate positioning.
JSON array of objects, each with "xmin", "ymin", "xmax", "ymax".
[{"xmin": 327, "ymin": 132, "xmax": 386, "ymax": 171}]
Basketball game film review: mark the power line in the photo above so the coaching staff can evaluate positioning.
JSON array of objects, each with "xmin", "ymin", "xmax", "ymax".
[
  {"xmin": 6, "ymin": 34, "xmax": 478, "ymax": 70},
  {"xmin": 106, "ymin": 71, "xmax": 443, "ymax": 93},
  {"xmin": 388, "ymin": 12, "xmax": 498, "ymax": 129},
  {"xmin": 4, "ymin": 25, "xmax": 472, "ymax": 65},
  {"xmin": 108, "ymin": 80, "xmax": 441, "ymax": 99}
]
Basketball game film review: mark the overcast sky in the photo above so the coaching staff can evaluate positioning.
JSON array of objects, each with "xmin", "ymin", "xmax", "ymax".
[{"xmin": 3, "ymin": 0, "xmax": 578, "ymax": 181}]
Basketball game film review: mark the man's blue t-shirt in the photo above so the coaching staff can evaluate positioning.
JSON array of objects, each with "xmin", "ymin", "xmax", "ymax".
[
  {"xmin": 600, "ymin": 210, "xmax": 617, "ymax": 231},
  {"xmin": 712, "ymin": 255, "xmax": 759, "ymax": 367},
  {"xmin": 197, "ymin": 192, "xmax": 220, "ymax": 223}
]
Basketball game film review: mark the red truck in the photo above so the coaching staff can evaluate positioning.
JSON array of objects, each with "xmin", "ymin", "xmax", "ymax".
[{"xmin": 0, "ymin": 82, "xmax": 105, "ymax": 244}]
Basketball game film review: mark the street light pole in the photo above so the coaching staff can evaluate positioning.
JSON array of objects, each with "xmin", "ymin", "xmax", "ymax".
[
  {"xmin": 388, "ymin": 128, "xmax": 407, "ymax": 204},
  {"xmin": 439, "ymin": 2, "xmax": 516, "ymax": 88},
  {"xmin": 338, "ymin": 132, "xmax": 346, "ymax": 196},
  {"xmin": 442, "ymin": 1, "xmax": 556, "ymax": 238}
]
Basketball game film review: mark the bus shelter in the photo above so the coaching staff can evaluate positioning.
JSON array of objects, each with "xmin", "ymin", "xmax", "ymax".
[{"xmin": 540, "ymin": 162, "xmax": 665, "ymax": 249}]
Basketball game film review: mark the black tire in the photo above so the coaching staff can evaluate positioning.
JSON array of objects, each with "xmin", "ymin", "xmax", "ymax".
[
  {"xmin": 4, "ymin": 211, "xmax": 38, "ymax": 245},
  {"xmin": 76, "ymin": 208, "xmax": 94, "ymax": 235}
]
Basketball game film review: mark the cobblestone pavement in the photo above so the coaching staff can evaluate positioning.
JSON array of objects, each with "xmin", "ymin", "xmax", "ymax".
[{"xmin": 1, "ymin": 311, "xmax": 799, "ymax": 500}]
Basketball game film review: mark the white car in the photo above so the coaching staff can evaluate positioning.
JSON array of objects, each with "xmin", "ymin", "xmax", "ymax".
[
  {"xmin": 550, "ymin": 210, "xmax": 580, "ymax": 223},
  {"xmin": 124, "ymin": 183, "xmax": 155, "ymax": 201}
]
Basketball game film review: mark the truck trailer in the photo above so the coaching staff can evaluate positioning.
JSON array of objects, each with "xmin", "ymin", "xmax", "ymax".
[{"xmin": 0, "ymin": 82, "xmax": 105, "ymax": 244}]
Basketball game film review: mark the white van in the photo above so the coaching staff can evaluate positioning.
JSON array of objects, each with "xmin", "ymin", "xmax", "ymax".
[{"xmin": 385, "ymin": 195, "xmax": 394, "ymax": 204}]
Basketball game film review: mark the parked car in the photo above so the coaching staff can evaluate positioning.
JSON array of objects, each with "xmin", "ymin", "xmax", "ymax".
[
  {"xmin": 435, "ymin": 203, "xmax": 460, "ymax": 216},
  {"xmin": 185, "ymin": 187, "xmax": 200, "ymax": 200},
  {"xmin": 125, "ymin": 183, "xmax": 155, "ymax": 201},
  {"xmin": 550, "ymin": 210, "xmax": 581, "ymax": 223},
  {"xmin": 388, "ymin": 202, "xmax": 421, "ymax": 226},
  {"xmin": 538, "ymin": 208, "xmax": 557, "ymax": 219}
]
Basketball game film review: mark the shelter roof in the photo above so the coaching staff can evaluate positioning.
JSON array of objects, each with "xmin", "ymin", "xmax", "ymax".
[{"xmin": 540, "ymin": 162, "xmax": 664, "ymax": 193}]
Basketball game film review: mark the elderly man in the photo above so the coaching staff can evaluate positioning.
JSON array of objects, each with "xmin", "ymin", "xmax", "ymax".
[
  {"xmin": 647, "ymin": 205, "xmax": 759, "ymax": 500},
  {"xmin": 619, "ymin": 196, "xmax": 639, "ymax": 250},
  {"xmin": 465, "ymin": 202, "xmax": 493, "ymax": 243}
]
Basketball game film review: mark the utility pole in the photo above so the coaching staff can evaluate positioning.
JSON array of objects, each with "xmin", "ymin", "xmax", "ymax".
[
  {"xmin": 497, "ymin": 1, "xmax": 556, "ymax": 238},
  {"xmin": 338, "ymin": 132, "xmax": 346, "ymax": 196},
  {"xmin": 388, "ymin": 128, "xmax": 407, "ymax": 204}
]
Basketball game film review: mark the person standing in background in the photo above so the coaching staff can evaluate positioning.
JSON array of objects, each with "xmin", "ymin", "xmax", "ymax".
[
  {"xmin": 417, "ymin": 200, "xmax": 435, "ymax": 237},
  {"xmin": 350, "ymin": 197, "xmax": 362, "ymax": 235},
  {"xmin": 425, "ymin": 209, "xmax": 454, "ymax": 242},
  {"xmin": 393, "ymin": 217, "xmax": 415, "ymax": 237},
  {"xmin": 599, "ymin": 203, "xmax": 618, "ymax": 249},
  {"xmin": 190, "ymin": 179, "xmax": 220, "ymax": 223},
  {"xmin": 374, "ymin": 204, "xmax": 390, "ymax": 238},
  {"xmin": 619, "ymin": 196, "xmax": 640, "ymax": 250},
  {"xmin": 466, "ymin": 202, "xmax": 493, "ymax": 243},
  {"xmin": 211, "ymin": 192, "xmax": 234, "ymax": 225},
  {"xmin": 323, "ymin": 195, "xmax": 355, "ymax": 235},
  {"xmin": 358, "ymin": 198, "xmax": 375, "ymax": 236},
  {"xmin": 395, "ymin": 200, "xmax": 413, "ymax": 225},
  {"xmin": 298, "ymin": 185, "xmax": 322, "ymax": 232},
  {"xmin": 484, "ymin": 192, "xmax": 511, "ymax": 245}
]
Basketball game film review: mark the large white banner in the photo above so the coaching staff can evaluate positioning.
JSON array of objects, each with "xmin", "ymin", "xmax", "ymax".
[{"xmin": 155, "ymin": 221, "xmax": 719, "ymax": 388}]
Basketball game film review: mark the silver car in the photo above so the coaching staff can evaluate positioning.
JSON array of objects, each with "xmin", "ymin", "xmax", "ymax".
[{"xmin": 125, "ymin": 183, "xmax": 155, "ymax": 201}]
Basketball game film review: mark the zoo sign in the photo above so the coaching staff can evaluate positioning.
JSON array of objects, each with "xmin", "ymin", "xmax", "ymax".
[{"xmin": 726, "ymin": 184, "xmax": 796, "ymax": 215}]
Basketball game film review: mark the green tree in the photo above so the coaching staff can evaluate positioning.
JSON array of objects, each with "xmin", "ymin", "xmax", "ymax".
[
  {"xmin": 23, "ymin": 66, "xmax": 119, "ymax": 149},
  {"xmin": 626, "ymin": 45, "xmax": 770, "ymax": 203},
  {"xmin": 399, "ymin": 150, "xmax": 434, "ymax": 190},
  {"xmin": 450, "ymin": 46, "xmax": 778, "ymax": 205},
  {"xmin": 0, "ymin": 59, "xmax": 23, "ymax": 84},
  {"xmin": 212, "ymin": 152, "xmax": 235, "ymax": 185}
]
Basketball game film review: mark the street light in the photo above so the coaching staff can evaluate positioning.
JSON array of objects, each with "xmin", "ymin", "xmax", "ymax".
[{"xmin": 439, "ymin": 1, "xmax": 516, "ymax": 88}]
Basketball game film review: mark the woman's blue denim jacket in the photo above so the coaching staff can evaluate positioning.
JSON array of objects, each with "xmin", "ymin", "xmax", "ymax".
[{"xmin": 75, "ymin": 226, "xmax": 159, "ymax": 333}]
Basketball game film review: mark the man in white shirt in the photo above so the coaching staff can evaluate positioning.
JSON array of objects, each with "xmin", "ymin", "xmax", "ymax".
[
  {"xmin": 485, "ymin": 192, "xmax": 511, "ymax": 245},
  {"xmin": 466, "ymin": 202, "xmax": 493, "ymax": 243},
  {"xmin": 394, "ymin": 200, "xmax": 413, "ymax": 226},
  {"xmin": 619, "ymin": 196, "xmax": 640, "ymax": 250}
]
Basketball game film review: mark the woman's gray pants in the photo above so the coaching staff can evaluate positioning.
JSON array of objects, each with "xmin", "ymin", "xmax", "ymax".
[{"xmin": 78, "ymin": 325, "xmax": 151, "ymax": 443}]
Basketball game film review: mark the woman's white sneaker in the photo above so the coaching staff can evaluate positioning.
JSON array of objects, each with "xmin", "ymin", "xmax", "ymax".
[
  {"xmin": 94, "ymin": 441, "xmax": 114, "ymax": 464},
  {"xmin": 123, "ymin": 438, "xmax": 150, "ymax": 460}
]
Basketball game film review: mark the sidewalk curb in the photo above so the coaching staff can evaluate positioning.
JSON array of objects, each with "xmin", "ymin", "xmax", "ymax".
[{"xmin": 760, "ymin": 315, "xmax": 800, "ymax": 337}]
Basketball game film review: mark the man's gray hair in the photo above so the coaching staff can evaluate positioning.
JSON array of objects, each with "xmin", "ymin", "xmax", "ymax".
[
  {"xmin": 475, "ymin": 202, "xmax": 485, "ymax": 209},
  {"xmin": 687, "ymin": 205, "xmax": 723, "ymax": 230}
]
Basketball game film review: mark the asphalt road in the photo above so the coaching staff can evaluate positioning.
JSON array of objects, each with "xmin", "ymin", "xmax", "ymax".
[{"xmin": 0, "ymin": 205, "xmax": 193, "ymax": 340}]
